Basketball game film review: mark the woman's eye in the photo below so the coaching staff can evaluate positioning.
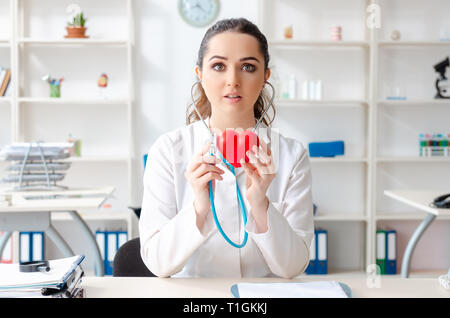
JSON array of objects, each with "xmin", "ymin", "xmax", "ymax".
[
  {"xmin": 212, "ymin": 63, "xmax": 225, "ymax": 71},
  {"xmin": 242, "ymin": 64, "xmax": 256, "ymax": 72}
]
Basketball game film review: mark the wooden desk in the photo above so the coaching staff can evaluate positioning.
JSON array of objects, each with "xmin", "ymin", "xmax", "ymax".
[
  {"xmin": 0, "ymin": 186, "xmax": 115, "ymax": 276},
  {"xmin": 81, "ymin": 275, "xmax": 450, "ymax": 298},
  {"xmin": 384, "ymin": 190, "xmax": 450, "ymax": 278}
]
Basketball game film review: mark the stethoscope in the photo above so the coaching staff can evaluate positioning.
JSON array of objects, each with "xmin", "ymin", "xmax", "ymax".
[{"xmin": 190, "ymin": 80, "xmax": 275, "ymax": 248}]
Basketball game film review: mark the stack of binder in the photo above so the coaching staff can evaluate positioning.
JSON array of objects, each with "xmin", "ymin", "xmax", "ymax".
[
  {"xmin": 376, "ymin": 229, "xmax": 397, "ymax": 275},
  {"xmin": 96, "ymin": 230, "xmax": 128, "ymax": 275},
  {"xmin": 305, "ymin": 229, "xmax": 328, "ymax": 275},
  {"xmin": 19, "ymin": 232, "xmax": 45, "ymax": 263},
  {"xmin": 0, "ymin": 255, "xmax": 85, "ymax": 298}
]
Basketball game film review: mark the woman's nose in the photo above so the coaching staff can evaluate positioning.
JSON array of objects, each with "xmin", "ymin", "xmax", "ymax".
[{"xmin": 226, "ymin": 70, "xmax": 240, "ymax": 87}]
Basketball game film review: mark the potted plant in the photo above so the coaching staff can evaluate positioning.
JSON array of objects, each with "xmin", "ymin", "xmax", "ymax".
[{"xmin": 65, "ymin": 4, "xmax": 88, "ymax": 38}]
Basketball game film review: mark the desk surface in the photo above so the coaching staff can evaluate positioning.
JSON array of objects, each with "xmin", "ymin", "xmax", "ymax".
[
  {"xmin": 81, "ymin": 276, "xmax": 450, "ymax": 298},
  {"xmin": 384, "ymin": 190, "xmax": 450, "ymax": 216},
  {"xmin": 0, "ymin": 186, "xmax": 115, "ymax": 212}
]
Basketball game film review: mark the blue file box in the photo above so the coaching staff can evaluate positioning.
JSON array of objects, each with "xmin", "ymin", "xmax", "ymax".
[{"xmin": 308, "ymin": 141, "xmax": 344, "ymax": 157}]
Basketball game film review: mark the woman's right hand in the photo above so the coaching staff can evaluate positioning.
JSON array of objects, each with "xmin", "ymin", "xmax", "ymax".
[{"xmin": 184, "ymin": 141, "xmax": 225, "ymax": 223}]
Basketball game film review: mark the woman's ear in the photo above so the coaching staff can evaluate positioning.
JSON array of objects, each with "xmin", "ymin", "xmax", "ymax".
[
  {"xmin": 265, "ymin": 68, "xmax": 271, "ymax": 83},
  {"xmin": 195, "ymin": 65, "xmax": 202, "ymax": 82}
]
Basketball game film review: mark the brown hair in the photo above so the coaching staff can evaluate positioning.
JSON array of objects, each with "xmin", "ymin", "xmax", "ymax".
[{"xmin": 186, "ymin": 18, "xmax": 276, "ymax": 127}]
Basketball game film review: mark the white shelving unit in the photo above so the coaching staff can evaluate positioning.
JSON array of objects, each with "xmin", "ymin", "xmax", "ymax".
[
  {"xmin": 0, "ymin": 0, "xmax": 136, "ymax": 266},
  {"xmin": 259, "ymin": 0, "xmax": 450, "ymax": 275}
]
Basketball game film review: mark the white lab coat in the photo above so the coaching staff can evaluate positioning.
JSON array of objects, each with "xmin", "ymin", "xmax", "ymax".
[{"xmin": 139, "ymin": 117, "xmax": 314, "ymax": 278}]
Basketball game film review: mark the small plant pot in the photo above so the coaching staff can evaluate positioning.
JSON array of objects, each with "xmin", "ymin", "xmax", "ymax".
[{"xmin": 65, "ymin": 26, "xmax": 89, "ymax": 39}]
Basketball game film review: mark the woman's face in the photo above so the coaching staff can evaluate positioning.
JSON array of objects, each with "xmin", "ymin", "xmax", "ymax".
[{"xmin": 195, "ymin": 31, "xmax": 270, "ymax": 119}]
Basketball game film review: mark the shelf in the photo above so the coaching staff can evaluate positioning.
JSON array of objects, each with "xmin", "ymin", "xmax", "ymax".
[
  {"xmin": 314, "ymin": 214, "xmax": 367, "ymax": 221},
  {"xmin": 0, "ymin": 97, "xmax": 11, "ymax": 104},
  {"xmin": 376, "ymin": 213, "xmax": 450, "ymax": 221},
  {"xmin": 378, "ymin": 40, "xmax": 450, "ymax": 47},
  {"xmin": 51, "ymin": 210, "xmax": 131, "ymax": 221},
  {"xmin": 0, "ymin": 40, "xmax": 10, "ymax": 48},
  {"xmin": 277, "ymin": 99, "xmax": 368, "ymax": 108},
  {"xmin": 310, "ymin": 157, "xmax": 367, "ymax": 163},
  {"xmin": 377, "ymin": 156, "xmax": 450, "ymax": 163},
  {"xmin": 296, "ymin": 270, "xmax": 366, "ymax": 278},
  {"xmin": 68, "ymin": 155, "xmax": 129, "ymax": 163},
  {"xmin": 18, "ymin": 38, "xmax": 129, "ymax": 47},
  {"xmin": 18, "ymin": 97, "xmax": 129, "ymax": 105},
  {"xmin": 269, "ymin": 40, "xmax": 370, "ymax": 49},
  {"xmin": 378, "ymin": 100, "xmax": 450, "ymax": 106}
]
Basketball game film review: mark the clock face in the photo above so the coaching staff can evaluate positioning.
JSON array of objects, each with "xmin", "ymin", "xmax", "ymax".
[{"xmin": 178, "ymin": 0, "xmax": 220, "ymax": 27}]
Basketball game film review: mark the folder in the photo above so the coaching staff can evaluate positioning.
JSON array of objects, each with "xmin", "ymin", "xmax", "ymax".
[
  {"xmin": 19, "ymin": 232, "xmax": 31, "ymax": 263},
  {"xmin": 0, "ymin": 232, "xmax": 13, "ymax": 264},
  {"xmin": 376, "ymin": 230, "xmax": 386, "ymax": 275},
  {"xmin": 117, "ymin": 231, "xmax": 128, "ymax": 250},
  {"xmin": 305, "ymin": 231, "xmax": 316, "ymax": 275},
  {"xmin": 32, "ymin": 232, "xmax": 44, "ymax": 262},
  {"xmin": 385, "ymin": 230, "xmax": 397, "ymax": 275},
  {"xmin": 105, "ymin": 231, "xmax": 117, "ymax": 276},
  {"xmin": 316, "ymin": 229, "xmax": 328, "ymax": 275},
  {"xmin": 95, "ymin": 230, "xmax": 106, "ymax": 274}
]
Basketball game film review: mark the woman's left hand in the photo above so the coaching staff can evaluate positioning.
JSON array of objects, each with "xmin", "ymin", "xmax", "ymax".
[{"xmin": 240, "ymin": 139, "xmax": 276, "ymax": 215}]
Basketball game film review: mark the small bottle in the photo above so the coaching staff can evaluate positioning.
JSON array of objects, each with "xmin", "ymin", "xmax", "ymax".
[
  {"xmin": 288, "ymin": 74, "xmax": 297, "ymax": 99},
  {"xmin": 419, "ymin": 133, "xmax": 426, "ymax": 157},
  {"xmin": 302, "ymin": 80, "xmax": 309, "ymax": 100},
  {"xmin": 315, "ymin": 80, "xmax": 322, "ymax": 100},
  {"xmin": 309, "ymin": 79, "xmax": 315, "ymax": 101},
  {"xmin": 67, "ymin": 133, "xmax": 75, "ymax": 156}
]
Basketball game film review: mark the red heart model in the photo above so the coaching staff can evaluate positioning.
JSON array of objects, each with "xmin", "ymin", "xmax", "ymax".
[{"xmin": 217, "ymin": 129, "xmax": 259, "ymax": 168}]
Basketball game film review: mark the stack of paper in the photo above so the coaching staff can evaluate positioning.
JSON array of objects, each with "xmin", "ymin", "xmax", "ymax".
[
  {"xmin": 231, "ymin": 281, "xmax": 351, "ymax": 298},
  {"xmin": 0, "ymin": 255, "xmax": 85, "ymax": 298}
]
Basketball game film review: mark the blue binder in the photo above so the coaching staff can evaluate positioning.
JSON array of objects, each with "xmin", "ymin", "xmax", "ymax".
[
  {"xmin": 316, "ymin": 229, "xmax": 328, "ymax": 275},
  {"xmin": 19, "ymin": 232, "xmax": 44, "ymax": 263},
  {"xmin": 305, "ymin": 231, "xmax": 316, "ymax": 275},
  {"xmin": 385, "ymin": 230, "xmax": 397, "ymax": 275},
  {"xmin": 96, "ymin": 230, "xmax": 129, "ymax": 276}
]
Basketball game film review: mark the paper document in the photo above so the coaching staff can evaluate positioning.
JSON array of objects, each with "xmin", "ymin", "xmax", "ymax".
[
  {"xmin": 0, "ymin": 255, "xmax": 84, "ymax": 289},
  {"xmin": 231, "ymin": 281, "xmax": 351, "ymax": 298}
]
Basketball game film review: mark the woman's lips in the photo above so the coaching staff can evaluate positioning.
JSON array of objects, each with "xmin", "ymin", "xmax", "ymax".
[{"xmin": 224, "ymin": 95, "xmax": 242, "ymax": 103}]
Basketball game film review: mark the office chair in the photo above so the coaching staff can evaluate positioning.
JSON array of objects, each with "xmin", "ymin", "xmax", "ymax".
[
  {"xmin": 113, "ymin": 237, "xmax": 155, "ymax": 277},
  {"xmin": 113, "ymin": 154, "xmax": 155, "ymax": 277}
]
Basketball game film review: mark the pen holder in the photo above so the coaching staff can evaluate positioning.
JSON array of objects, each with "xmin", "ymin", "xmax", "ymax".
[{"xmin": 49, "ymin": 84, "xmax": 61, "ymax": 98}]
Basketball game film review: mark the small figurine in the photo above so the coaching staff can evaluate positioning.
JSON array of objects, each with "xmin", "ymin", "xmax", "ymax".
[
  {"xmin": 284, "ymin": 25, "xmax": 293, "ymax": 39},
  {"xmin": 391, "ymin": 30, "xmax": 401, "ymax": 41},
  {"xmin": 42, "ymin": 74, "xmax": 64, "ymax": 98},
  {"xmin": 97, "ymin": 73, "xmax": 109, "ymax": 99}
]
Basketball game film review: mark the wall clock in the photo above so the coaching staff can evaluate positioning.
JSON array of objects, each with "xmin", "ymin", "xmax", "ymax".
[{"xmin": 178, "ymin": 0, "xmax": 220, "ymax": 28}]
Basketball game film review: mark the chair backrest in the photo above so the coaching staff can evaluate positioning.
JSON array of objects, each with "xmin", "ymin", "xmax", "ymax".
[{"xmin": 113, "ymin": 237, "xmax": 155, "ymax": 277}]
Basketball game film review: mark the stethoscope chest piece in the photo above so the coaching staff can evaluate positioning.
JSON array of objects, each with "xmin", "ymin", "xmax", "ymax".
[{"xmin": 19, "ymin": 260, "xmax": 50, "ymax": 273}]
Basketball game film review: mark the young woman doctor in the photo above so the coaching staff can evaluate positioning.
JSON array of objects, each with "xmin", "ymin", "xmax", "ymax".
[{"xmin": 139, "ymin": 18, "xmax": 314, "ymax": 278}]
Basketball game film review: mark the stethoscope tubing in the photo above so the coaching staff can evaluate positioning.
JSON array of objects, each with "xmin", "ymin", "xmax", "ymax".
[{"xmin": 190, "ymin": 80, "xmax": 275, "ymax": 248}]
